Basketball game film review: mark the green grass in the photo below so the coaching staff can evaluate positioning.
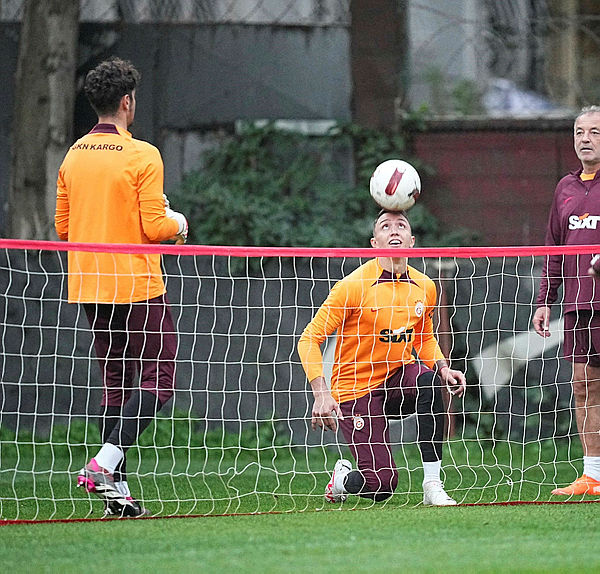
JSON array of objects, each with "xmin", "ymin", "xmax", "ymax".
[
  {"xmin": 0, "ymin": 418, "xmax": 591, "ymax": 520},
  {"xmin": 2, "ymin": 504, "xmax": 599, "ymax": 573},
  {"xmin": 1, "ymin": 420, "xmax": 598, "ymax": 571}
]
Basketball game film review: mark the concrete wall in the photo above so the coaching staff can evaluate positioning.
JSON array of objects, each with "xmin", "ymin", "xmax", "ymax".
[
  {"xmin": 78, "ymin": 23, "xmax": 352, "ymax": 192},
  {"xmin": 413, "ymin": 119, "xmax": 579, "ymax": 246},
  {"xmin": 0, "ymin": 21, "xmax": 352, "ymax": 235}
]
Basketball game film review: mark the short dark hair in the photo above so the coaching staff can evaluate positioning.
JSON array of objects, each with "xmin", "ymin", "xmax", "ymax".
[
  {"xmin": 373, "ymin": 208, "xmax": 409, "ymax": 228},
  {"xmin": 84, "ymin": 57, "xmax": 140, "ymax": 116}
]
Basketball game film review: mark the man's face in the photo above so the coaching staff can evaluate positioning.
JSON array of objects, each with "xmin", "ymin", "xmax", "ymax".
[
  {"xmin": 574, "ymin": 112, "xmax": 600, "ymax": 169},
  {"xmin": 370, "ymin": 212, "xmax": 415, "ymax": 249}
]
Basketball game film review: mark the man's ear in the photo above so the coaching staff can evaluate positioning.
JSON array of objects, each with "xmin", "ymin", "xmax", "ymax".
[{"xmin": 370, "ymin": 237, "xmax": 377, "ymax": 248}]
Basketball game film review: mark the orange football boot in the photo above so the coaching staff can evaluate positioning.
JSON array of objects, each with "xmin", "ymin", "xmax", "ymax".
[{"xmin": 551, "ymin": 474, "xmax": 600, "ymax": 495}]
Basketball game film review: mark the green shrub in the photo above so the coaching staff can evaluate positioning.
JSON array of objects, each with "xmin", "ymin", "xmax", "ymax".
[{"xmin": 170, "ymin": 121, "xmax": 477, "ymax": 248}]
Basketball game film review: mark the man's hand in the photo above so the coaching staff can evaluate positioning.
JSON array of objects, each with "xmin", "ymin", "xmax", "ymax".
[
  {"xmin": 438, "ymin": 365, "xmax": 466, "ymax": 397},
  {"xmin": 164, "ymin": 194, "xmax": 188, "ymax": 244},
  {"xmin": 165, "ymin": 206, "xmax": 188, "ymax": 244},
  {"xmin": 532, "ymin": 306, "xmax": 551, "ymax": 337},
  {"xmin": 310, "ymin": 376, "xmax": 342, "ymax": 431}
]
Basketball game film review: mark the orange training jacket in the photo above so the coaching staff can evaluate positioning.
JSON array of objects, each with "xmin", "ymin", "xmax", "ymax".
[
  {"xmin": 55, "ymin": 124, "xmax": 179, "ymax": 303},
  {"xmin": 297, "ymin": 258, "xmax": 445, "ymax": 403}
]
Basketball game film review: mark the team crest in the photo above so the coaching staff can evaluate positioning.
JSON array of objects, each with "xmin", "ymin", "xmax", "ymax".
[
  {"xmin": 353, "ymin": 415, "xmax": 365, "ymax": 430},
  {"xmin": 415, "ymin": 301, "xmax": 424, "ymax": 317}
]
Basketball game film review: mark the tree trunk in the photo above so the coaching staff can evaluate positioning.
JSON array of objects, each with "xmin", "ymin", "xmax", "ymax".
[
  {"xmin": 350, "ymin": 0, "xmax": 408, "ymax": 130},
  {"xmin": 9, "ymin": 0, "xmax": 79, "ymax": 239}
]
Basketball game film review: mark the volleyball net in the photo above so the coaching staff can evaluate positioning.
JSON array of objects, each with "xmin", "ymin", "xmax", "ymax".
[{"xmin": 0, "ymin": 239, "xmax": 592, "ymax": 520}]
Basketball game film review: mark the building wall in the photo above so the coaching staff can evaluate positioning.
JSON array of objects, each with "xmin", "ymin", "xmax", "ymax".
[
  {"xmin": 0, "ymin": 21, "xmax": 352, "ymax": 234},
  {"xmin": 413, "ymin": 119, "xmax": 579, "ymax": 246},
  {"xmin": 0, "ymin": 18, "xmax": 581, "ymax": 246}
]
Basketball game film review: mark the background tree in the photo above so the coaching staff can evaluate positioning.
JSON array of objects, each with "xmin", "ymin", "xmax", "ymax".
[{"xmin": 8, "ymin": 0, "xmax": 79, "ymax": 239}]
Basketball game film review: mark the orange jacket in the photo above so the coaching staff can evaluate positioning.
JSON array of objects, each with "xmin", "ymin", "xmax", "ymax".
[
  {"xmin": 55, "ymin": 124, "xmax": 179, "ymax": 303},
  {"xmin": 297, "ymin": 258, "xmax": 445, "ymax": 403}
]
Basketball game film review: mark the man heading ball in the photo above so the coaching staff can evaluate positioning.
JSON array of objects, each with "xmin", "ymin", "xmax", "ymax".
[{"xmin": 298, "ymin": 210, "xmax": 466, "ymax": 505}]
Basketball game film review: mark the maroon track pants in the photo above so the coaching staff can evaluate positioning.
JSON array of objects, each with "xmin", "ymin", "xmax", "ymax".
[
  {"xmin": 84, "ymin": 294, "xmax": 177, "ymax": 407},
  {"xmin": 338, "ymin": 362, "xmax": 433, "ymax": 495}
]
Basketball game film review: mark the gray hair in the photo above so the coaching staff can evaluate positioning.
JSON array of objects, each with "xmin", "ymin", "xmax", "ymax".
[{"xmin": 575, "ymin": 105, "xmax": 600, "ymax": 123}]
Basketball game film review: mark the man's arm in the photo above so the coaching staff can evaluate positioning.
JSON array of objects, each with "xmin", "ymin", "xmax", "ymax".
[
  {"xmin": 138, "ymin": 147, "xmax": 186, "ymax": 242},
  {"xmin": 533, "ymin": 195, "xmax": 561, "ymax": 337},
  {"xmin": 412, "ymin": 281, "xmax": 446, "ymax": 366},
  {"xmin": 415, "ymin": 279, "xmax": 466, "ymax": 397},
  {"xmin": 536, "ymin": 191, "xmax": 564, "ymax": 309},
  {"xmin": 297, "ymin": 281, "xmax": 350, "ymax": 432},
  {"xmin": 55, "ymin": 167, "xmax": 70, "ymax": 240}
]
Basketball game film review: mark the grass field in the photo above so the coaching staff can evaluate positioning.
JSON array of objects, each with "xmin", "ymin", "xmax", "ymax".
[
  {"xmin": 0, "ymin": 418, "xmax": 594, "ymax": 519},
  {"xmin": 0, "ymin": 435, "xmax": 593, "ymax": 519},
  {"xmin": 2, "ymin": 504, "xmax": 599, "ymax": 573},
  {"xmin": 2, "ymin": 420, "xmax": 599, "ymax": 571}
]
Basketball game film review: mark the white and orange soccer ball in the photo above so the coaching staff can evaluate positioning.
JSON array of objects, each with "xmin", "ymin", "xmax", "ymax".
[{"xmin": 369, "ymin": 159, "xmax": 421, "ymax": 211}]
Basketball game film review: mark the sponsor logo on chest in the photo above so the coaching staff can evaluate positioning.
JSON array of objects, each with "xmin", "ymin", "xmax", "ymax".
[
  {"xmin": 569, "ymin": 213, "xmax": 600, "ymax": 229},
  {"xmin": 379, "ymin": 326, "xmax": 414, "ymax": 343}
]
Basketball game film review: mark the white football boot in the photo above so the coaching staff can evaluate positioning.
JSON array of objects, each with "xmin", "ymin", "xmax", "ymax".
[
  {"xmin": 324, "ymin": 459, "xmax": 352, "ymax": 503},
  {"xmin": 423, "ymin": 480, "xmax": 457, "ymax": 506}
]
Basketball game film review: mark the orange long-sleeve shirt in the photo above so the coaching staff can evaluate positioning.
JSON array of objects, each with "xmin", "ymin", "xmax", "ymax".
[
  {"xmin": 297, "ymin": 258, "xmax": 445, "ymax": 403},
  {"xmin": 55, "ymin": 123, "xmax": 179, "ymax": 303}
]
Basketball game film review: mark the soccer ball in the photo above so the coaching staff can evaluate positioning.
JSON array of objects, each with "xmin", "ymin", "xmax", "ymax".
[{"xmin": 369, "ymin": 159, "xmax": 421, "ymax": 211}]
